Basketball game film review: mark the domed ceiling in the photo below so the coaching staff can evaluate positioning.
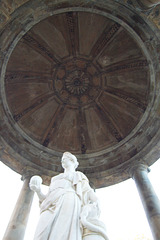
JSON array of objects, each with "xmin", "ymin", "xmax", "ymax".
[
  {"xmin": 1, "ymin": 1, "xmax": 160, "ymax": 188},
  {"xmin": 5, "ymin": 11, "xmax": 149, "ymax": 155}
]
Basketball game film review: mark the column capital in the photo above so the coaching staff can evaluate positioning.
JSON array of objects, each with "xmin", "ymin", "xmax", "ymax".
[
  {"xmin": 128, "ymin": 163, "xmax": 150, "ymax": 178},
  {"xmin": 21, "ymin": 166, "xmax": 41, "ymax": 181}
]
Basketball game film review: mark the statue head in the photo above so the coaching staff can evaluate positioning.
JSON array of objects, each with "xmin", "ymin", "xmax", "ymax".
[{"xmin": 61, "ymin": 152, "xmax": 79, "ymax": 169}]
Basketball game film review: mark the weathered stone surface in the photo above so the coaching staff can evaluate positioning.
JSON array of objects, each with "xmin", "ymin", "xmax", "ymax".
[
  {"xmin": 2, "ymin": 178, "xmax": 34, "ymax": 240},
  {"xmin": 0, "ymin": 0, "xmax": 160, "ymax": 188},
  {"xmin": 131, "ymin": 164, "xmax": 160, "ymax": 240},
  {"xmin": 5, "ymin": 14, "xmax": 149, "ymax": 154}
]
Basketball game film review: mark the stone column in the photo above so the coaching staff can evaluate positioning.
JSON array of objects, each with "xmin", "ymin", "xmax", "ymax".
[
  {"xmin": 3, "ymin": 175, "xmax": 34, "ymax": 240},
  {"xmin": 130, "ymin": 164, "xmax": 160, "ymax": 240}
]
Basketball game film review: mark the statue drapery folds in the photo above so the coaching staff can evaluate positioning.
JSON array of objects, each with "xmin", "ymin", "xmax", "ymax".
[{"xmin": 30, "ymin": 152, "xmax": 108, "ymax": 240}]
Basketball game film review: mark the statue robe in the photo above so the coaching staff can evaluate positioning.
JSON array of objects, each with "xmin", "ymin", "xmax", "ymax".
[{"xmin": 33, "ymin": 171, "xmax": 91, "ymax": 240}]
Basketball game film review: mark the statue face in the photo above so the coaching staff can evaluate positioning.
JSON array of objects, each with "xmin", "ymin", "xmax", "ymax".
[{"xmin": 61, "ymin": 154, "xmax": 74, "ymax": 169}]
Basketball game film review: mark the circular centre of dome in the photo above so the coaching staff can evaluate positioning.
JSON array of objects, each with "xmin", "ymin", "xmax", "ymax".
[
  {"xmin": 53, "ymin": 58, "xmax": 101, "ymax": 107},
  {"xmin": 65, "ymin": 70, "xmax": 90, "ymax": 96},
  {"xmin": 74, "ymin": 78, "xmax": 81, "ymax": 86}
]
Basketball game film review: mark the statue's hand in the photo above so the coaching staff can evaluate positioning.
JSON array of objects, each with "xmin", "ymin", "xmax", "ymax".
[
  {"xmin": 29, "ymin": 184, "xmax": 41, "ymax": 193},
  {"xmin": 29, "ymin": 175, "xmax": 42, "ymax": 193},
  {"xmin": 29, "ymin": 176, "xmax": 47, "ymax": 202}
]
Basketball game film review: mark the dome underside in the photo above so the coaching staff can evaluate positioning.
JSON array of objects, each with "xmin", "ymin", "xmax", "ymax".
[{"xmin": 5, "ymin": 11, "xmax": 149, "ymax": 155}]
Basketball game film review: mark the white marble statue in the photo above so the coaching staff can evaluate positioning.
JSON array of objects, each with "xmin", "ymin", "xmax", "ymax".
[{"xmin": 29, "ymin": 152, "xmax": 109, "ymax": 240}]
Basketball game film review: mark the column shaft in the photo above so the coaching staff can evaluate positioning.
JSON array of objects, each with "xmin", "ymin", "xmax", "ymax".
[
  {"xmin": 131, "ymin": 165, "xmax": 160, "ymax": 240},
  {"xmin": 3, "ymin": 178, "xmax": 34, "ymax": 240}
]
